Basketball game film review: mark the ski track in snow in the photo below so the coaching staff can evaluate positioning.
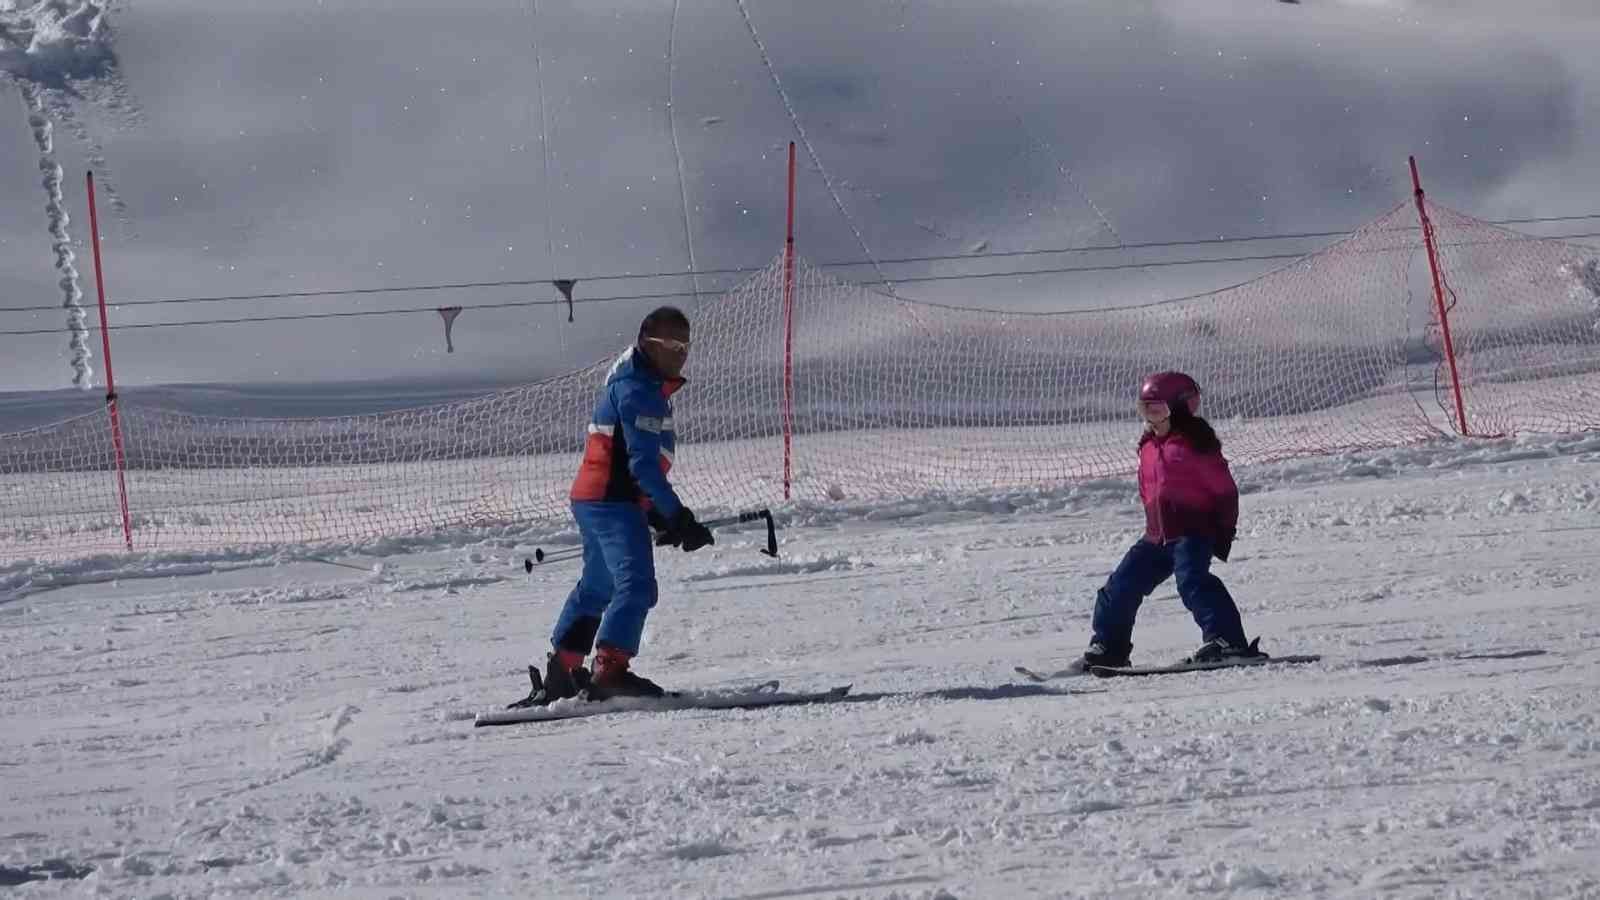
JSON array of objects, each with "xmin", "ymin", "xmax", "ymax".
[
  {"xmin": 2, "ymin": 437, "xmax": 1599, "ymax": 896},
  {"xmin": 1, "ymin": 0, "xmax": 141, "ymax": 234},
  {"xmin": 682, "ymin": 552, "xmax": 877, "ymax": 583}
]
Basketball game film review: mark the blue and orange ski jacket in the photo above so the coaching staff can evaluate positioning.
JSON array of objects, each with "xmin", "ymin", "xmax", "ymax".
[{"xmin": 569, "ymin": 346, "xmax": 686, "ymax": 518}]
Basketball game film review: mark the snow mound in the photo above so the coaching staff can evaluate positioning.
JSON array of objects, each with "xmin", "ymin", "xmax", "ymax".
[{"xmin": 0, "ymin": 1, "xmax": 114, "ymax": 87}]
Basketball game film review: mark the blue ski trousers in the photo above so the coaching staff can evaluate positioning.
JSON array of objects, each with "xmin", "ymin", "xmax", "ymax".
[
  {"xmin": 549, "ymin": 501, "xmax": 658, "ymax": 657},
  {"xmin": 1091, "ymin": 537, "xmax": 1247, "ymax": 650}
]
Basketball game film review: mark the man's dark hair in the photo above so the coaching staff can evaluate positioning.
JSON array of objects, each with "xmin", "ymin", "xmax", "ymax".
[{"xmin": 639, "ymin": 306, "xmax": 690, "ymax": 340}]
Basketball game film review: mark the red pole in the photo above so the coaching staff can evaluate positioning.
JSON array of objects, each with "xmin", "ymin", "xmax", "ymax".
[
  {"xmin": 781, "ymin": 141, "xmax": 796, "ymax": 500},
  {"xmin": 86, "ymin": 171, "xmax": 134, "ymax": 551},
  {"xmin": 1408, "ymin": 156, "xmax": 1470, "ymax": 437}
]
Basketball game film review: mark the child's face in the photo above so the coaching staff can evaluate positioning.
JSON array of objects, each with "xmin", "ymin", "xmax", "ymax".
[{"xmin": 1138, "ymin": 398, "xmax": 1171, "ymax": 427}]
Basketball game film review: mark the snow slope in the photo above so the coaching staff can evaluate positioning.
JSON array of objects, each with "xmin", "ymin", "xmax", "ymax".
[{"xmin": 2, "ymin": 435, "xmax": 1599, "ymax": 897}]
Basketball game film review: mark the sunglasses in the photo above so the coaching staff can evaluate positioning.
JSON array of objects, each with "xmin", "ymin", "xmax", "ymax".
[{"xmin": 643, "ymin": 336, "xmax": 691, "ymax": 353}]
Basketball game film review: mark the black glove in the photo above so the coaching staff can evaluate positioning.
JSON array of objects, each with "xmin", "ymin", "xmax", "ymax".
[
  {"xmin": 647, "ymin": 507, "xmax": 679, "ymax": 547},
  {"xmin": 669, "ymin": 507, "xmax": 714, "ymax": 553},
  {"xmin": 1213, "ymin": 531, "xmax": 1235, "ymax": 563}
]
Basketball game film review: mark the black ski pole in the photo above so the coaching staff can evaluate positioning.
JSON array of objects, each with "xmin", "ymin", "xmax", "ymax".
[
  {"xmin": 523, "ymin": 507, "xmax": 780, "ymax": 571},
  {"xmin": 523, "ymin": 546, "xmax": 582, "ymax": 571}
]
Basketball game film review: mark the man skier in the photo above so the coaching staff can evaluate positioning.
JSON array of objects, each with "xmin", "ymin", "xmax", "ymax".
[{"xmin": 512, "ymin": 306, "xmax": 714, "ymax": 706}]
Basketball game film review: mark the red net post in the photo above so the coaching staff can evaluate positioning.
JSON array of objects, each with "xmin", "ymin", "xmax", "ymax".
[
  {"xmin": 1409, "ymin": 156, "xmax": 1471, "ymax": 436},
  {"xmin": 86, "ymin": 171, "xmax": 134, "ymax": 552},
  {"xmin": 781, "ymin": 141, "xmax": 797, "ymax": 500}
]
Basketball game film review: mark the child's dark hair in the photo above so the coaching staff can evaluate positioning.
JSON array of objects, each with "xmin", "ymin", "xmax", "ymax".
[{"xmin": 1168, "ymin": 402, "xmax": 1222, "ymax": 454}]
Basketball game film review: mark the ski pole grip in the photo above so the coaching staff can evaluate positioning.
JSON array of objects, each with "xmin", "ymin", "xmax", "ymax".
[{"xmin": 697, "ymin": 508, "xmax": 780, "ymax": 558}]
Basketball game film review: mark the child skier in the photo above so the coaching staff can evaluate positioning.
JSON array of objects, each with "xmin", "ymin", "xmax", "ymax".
[
  {"xmin": 510, "ymin": 306, "xmax": 715, "ymax": 707},
  {"xmin": 1070, "ymin": 371, "xmax": 1265, "ymax": 672}
]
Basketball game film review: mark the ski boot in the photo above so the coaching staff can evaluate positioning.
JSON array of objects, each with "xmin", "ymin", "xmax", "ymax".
[
  {"xmin": 1184, "ymin": 636, "xmax": 1268, "ymax": 665},
  {"xmin": 585, "ymin": 647, "xmax": 666, "ymax": 701},
  {"xmin": 1065, "ymin": 640, "xmax": 1132, "ymax": 674},
  {"xmin": 505, "ymin": 652, "xmax": 591, "ymax": 709}
]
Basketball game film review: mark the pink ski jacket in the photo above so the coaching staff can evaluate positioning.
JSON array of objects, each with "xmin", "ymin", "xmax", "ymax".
[{"xmin": 1137, "ymin": 430, "xmax": 1239, "ymax": 544}]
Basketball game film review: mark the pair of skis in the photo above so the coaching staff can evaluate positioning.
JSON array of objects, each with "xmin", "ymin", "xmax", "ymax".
[
  {"xmin": 472, "ymin": 654, "xmax": 1317, "ymax": 728},
  {"xmin": 1016, "ymin": 652, "xmax": 1324, "ymax": 682},
  {"xmin": 473, "ymin": 645, "xmax": 1551, "ymax": 727},
  {"xmin": 474, "ymin": 679, "xmax": 853, "ymax": 727},
  {"xmin": 1013, "ymin": 646, "xmax": 1548, "ymax": 682}
]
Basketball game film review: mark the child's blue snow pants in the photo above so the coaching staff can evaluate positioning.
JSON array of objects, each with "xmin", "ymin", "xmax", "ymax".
[{"xmin": 1091, "ymin": 537, "xmax": 1247, "ymax": 650}]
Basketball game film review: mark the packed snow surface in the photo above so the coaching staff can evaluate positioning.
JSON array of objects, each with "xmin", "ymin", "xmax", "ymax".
[{"xmin": 3, "ymin": 432, "xmax": 1600, "ymax": 897}]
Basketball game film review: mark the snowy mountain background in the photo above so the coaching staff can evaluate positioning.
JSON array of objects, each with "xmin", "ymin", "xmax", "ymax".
[{"xmin": 4, "ymin": 0, "xmax": 1600, "ymax": 392}]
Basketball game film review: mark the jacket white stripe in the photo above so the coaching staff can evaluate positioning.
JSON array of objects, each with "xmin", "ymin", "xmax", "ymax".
[{"xmin": 587, "ymin": 423, "xmax": 616, "ymax": 436}]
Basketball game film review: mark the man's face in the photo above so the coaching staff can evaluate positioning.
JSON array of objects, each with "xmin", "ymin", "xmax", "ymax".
[{"xmin": 641, "ymin": 323, "xmax": 691, "ymax": 378}]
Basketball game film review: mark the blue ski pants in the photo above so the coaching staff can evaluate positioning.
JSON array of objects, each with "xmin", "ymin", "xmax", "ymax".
[
  {"xmin": 549, "ymin": 501, "xmax": 658, "ymax": 657},
  {"xmin": 1091, "ymin": 537, "xmax": 1247, "ymax": 650}
]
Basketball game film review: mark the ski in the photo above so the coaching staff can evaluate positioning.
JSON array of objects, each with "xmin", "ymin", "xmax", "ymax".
[
  {"xmin": 1023, "ymin": 647, "xmax": 1545, "ymax": 680},
  {"xmin": 1088, "ymin": 654, "xmax": 1323, "ymax": 678},
  {"xmin": 474, "ymin": 681, "xmax": 852, "ymax": 727},
  {"xmin": 1013, "ymin": 665, "xmax": 1085, "ymax": 683},
  {"xmin": 1017, "ymin": 656, "xmax": 1322, "ymax": 681}
]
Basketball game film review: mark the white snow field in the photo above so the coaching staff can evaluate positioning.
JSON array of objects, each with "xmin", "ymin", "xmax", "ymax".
[{"xmin": 3, "ymin": 432, "xmax": 1600, "ymax": 898}]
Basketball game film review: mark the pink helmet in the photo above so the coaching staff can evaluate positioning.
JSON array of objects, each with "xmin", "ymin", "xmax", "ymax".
[{"xmin": 1139, "ymin": 371, "xmax": 1201, "ymax": 413}]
